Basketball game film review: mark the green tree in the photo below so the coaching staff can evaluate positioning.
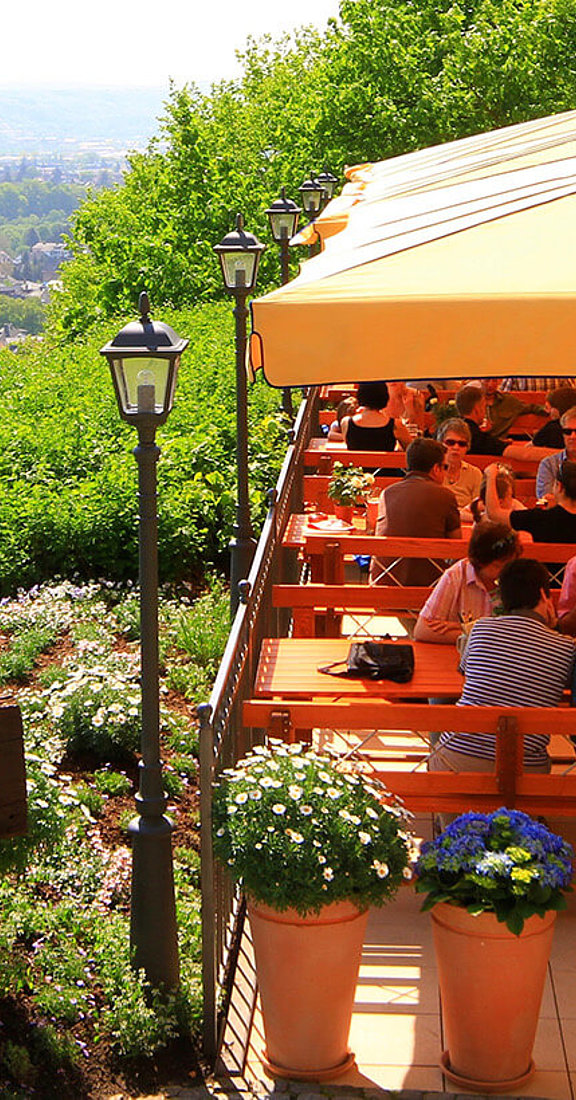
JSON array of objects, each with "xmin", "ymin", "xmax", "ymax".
[{"xmin": 50, "ymin": 0, "xmax": 576, "ymax": 337}]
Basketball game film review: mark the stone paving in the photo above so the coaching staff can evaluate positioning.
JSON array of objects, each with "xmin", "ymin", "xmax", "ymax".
[{"xmin": 124, "ymin": 1084, "xmax": 553, "ymax": 1100}]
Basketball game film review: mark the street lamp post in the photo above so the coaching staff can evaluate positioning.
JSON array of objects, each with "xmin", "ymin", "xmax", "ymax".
[
  {"xmin": 298, "ymin": 176, "xmax": 326, "ymax": 258},
  {"xmin": 265, "ymin": 187, "xmax": 301, "ymax": 420},
  {"xmin": 214, "ymin": 214, "xmax": 265, "ymax": 617},
  {"xmin": 100, "ymin": 292, "xmax": 188, "ymax": 989},
  {"xmin": 316, "ymin": 168, "xmax": 338, "ymax": 203}
]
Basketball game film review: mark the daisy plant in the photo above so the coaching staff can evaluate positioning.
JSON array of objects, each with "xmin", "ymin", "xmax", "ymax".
[
  {"xmin": 414, "ymin": 808, "xmax": 574, "ymax": 935},
  {"xmin": 213, "ymin": 740, "xmax": 412, "ymax": 916}
]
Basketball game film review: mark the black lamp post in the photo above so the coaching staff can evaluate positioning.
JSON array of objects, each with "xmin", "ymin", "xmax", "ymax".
[
  {"xmin": 214, "ymin": 214, "xmax": 265, "ymax": 617},
  {"xmin": 298, "ymin": 176, "xmax": 326, "ymax": 258},
  {"xmin": 100, "ymin": 291, "xmax": 188, "ymax": 989},
  {"xmin": 316, "ymin": 168, "xmax": 338, "ymax": 203},
  {"xmin": 266, "ymin": 187, "xmax": 301, "ymax": 420},
  {"xmin": 298, "ymin": 175, "xmax": 326, "ymax": 220}
]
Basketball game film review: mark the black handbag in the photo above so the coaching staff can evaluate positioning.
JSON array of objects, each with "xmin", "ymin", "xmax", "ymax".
[{"xmin": 319, "ymin": 640, "xmax": 414, "ymax": 683}]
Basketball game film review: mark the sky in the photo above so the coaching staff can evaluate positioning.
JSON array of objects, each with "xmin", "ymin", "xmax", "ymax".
[{"xmin": 1, "ymin": 0, "xmax": 340, "ymax": 89}]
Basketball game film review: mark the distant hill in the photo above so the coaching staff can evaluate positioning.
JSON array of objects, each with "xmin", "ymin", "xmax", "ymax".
[{"xmin": 0, "ymin": 86, "xmax": 171, "ymax": 154}]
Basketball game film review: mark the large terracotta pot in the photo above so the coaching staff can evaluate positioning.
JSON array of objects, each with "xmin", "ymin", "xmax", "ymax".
[
  {"xmin": 248, "ymin": 899, "xmax": 369, "ymax": 1081},
  {"xmin": 431, "ymin": 901, "xmax": 556, "ymax": 1093},
  {"xmin": 333, "ymin": 503, "xmax": 353, "ymax": 523}
]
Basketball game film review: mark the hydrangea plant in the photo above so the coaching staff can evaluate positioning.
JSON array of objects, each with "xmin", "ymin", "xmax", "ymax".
[
  {"xmin": 414, "ymin": 808, "xmax": 574, "ymax": 934},
  {"xmin": 327, "ymin": 463, "xmax": 375, "ymax": 507},
  {"xmin": 213, "ymin": 740, "xmax": 412, "ymax": 916}
]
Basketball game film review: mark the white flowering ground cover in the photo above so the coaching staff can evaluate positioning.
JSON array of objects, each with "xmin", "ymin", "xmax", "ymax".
[{"xmin": 0, "ymin": 578, "xmax": 225, "ymax": 1099}]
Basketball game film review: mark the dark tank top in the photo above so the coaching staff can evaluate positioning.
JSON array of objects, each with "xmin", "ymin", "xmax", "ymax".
[{"xmin": 345, "ymin": 417, "xmax": 396, "ymax": 451}]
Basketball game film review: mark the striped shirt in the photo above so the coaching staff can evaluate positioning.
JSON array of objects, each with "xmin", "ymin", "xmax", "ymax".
[{"xmin": 438, "ymin": 612, "xmax": 576, "ymax": 765}]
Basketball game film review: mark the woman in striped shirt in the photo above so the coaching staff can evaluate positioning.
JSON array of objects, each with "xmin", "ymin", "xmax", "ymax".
[{"xmin": 429, "ymin": 559, "xmax": 576, "ymax": 775}]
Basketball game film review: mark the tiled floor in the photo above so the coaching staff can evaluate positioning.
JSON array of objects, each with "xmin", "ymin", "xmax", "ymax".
[{"xmin": 231, "ymin": 814, "xmax": 576, "ymax": 1100}]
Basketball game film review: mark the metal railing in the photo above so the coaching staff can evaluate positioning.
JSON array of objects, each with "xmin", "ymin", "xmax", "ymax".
[{"xmin": 199, "ymin": 387, "xmax": 319, "ymax": 1063}]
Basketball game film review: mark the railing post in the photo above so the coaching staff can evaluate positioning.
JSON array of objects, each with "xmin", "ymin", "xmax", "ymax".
[
  {"xmin": 198, "ymin": 701, "xmax": 218, "ymax": 1065},
  {"xmin": 496, "ymin": 715, "xmax": 522, "ymax": 807}
]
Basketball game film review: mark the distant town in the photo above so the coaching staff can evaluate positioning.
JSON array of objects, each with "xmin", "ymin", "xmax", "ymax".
[{"xmin": 0, "ymin": 85, "xmax": 170, "ymax": 346}]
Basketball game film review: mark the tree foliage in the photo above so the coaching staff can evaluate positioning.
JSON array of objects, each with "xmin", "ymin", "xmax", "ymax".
[
  {"xmin": 50, "ymin": 0, "xmax": 576, "ymax": 337},
  {"xmin": 0, "ymin": 303, "xmax": 286, "ymax": 594}
]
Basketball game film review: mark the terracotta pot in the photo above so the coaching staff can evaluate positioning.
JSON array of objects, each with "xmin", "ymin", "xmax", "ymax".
[
  {"xmin": 431, "ymin": 902, "xmax": 556, "ymax": 1093},
  {"xmin": 333, "ymin": 503, "xmax": 353, "ymax": 523},
  {"xmin": 248, "ymin": 899, "xmax": 369, "ymax": 1081}
]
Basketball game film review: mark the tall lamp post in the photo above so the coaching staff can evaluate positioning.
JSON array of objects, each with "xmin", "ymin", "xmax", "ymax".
[
  {"xmin": 316, "ymin": 168, "xmax": 338, "ymax": 203},
  {"xmin": 100, "ymin": 292, "xmax": 188, "ymax": 989},
  {"xmin": 298, "ymin": 176, "xmax": 326, "ymax": 257},
  {"xmin": 265, "ymin": 187, "xmax": 301, "ymax": 420},
  {"xmin": 214, "ymin": 214, "xmax": 265, "ymax": 617}
]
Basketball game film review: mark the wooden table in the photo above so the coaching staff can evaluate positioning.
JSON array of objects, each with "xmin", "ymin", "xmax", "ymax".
[{"xmin": 253, "ymin": 637, "xmax": 463, "ymax": 699}]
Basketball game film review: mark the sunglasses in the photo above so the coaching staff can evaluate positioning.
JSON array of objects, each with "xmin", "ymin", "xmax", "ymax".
[
  {"xmin": 443, "ymin": 438, "xmax": 467, "ymax": 447},
  {"xmin": 562, "ymin": 427, "xmax": 576, "ymax": 436}
]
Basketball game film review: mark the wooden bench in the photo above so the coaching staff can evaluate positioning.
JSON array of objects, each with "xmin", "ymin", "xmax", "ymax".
[
  {"xmin": 0, "ymin": 705, "xmax": 27, "ymax": 838},
  {"xmin": 299, "ymin": 533, "xmax": 574, "ymax": 584},
  {"xmin": 304, "ymin": 440, "xmax": 543, "ymax": 475},
  {"xmin": 242, "ymin": 700, "xmax": 576, "ymax": 817},
  {"xmin": 303, "ymin": 473, "xmax": 538, "ymax": 512},
  {"xmin": 273, "ymin": 583, "xmax": 431, "ymax": 637}
]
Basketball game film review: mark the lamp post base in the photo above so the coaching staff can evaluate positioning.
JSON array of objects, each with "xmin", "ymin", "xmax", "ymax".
[{"xmin": 129, "ymin": 813, "xmax": 180, "ymax": 989}]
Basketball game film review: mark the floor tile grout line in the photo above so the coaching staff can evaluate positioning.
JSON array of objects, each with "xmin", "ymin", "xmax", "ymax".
[{"xmin": 549, "ymin": 957, "xmax": 576, "ymax": 1099}]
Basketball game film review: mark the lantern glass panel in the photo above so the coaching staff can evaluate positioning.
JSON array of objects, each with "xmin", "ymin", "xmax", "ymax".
[
  {"xmin": 220, "ymin": 250, "xmax": 257, "ymax": 290},
  {"xmin": 112, "ymin": 356, "xmax": 173, "ymax": 416},
  {"xmin": 270, "ymin": 211, "xmax": 298, "ymax": 240}
]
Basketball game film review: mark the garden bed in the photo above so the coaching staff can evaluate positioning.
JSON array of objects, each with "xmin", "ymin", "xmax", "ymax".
[{"xmin": 0, "ymin": 578, "xmax": 222, "ymax": 1098}]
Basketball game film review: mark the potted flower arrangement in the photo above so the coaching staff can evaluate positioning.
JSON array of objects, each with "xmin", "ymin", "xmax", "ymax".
[
  {"xmin": 327, "ymin": 462, "xmax": 375, "ymax": 521},
  {"xmin": 428, "ymin": 396, "xmax": 458, "ymax": 430},
  {"xmin": 414, "ymin": 807, "xmax": 573, "ymax": 1093},
  {"xmin": 214, "ymin": 739, "xmax": 412, "ymax": 1080}
]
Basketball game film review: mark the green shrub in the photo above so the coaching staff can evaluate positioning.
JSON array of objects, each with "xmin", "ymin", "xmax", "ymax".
[{"xmin": 94, "ymin": 769, "xmax": 132, "ymax": 797}]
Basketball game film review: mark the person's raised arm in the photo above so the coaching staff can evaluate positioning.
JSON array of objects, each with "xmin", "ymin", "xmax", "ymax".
[
  {"xmin": 502, "ymin": 441, "xmax": 558, "ymax": 462},
  {"xmin": 394, "ymin": 419, "xmax": 412, "ymax": 450},
  {"xmin": 483, "ymin": 463, "xmax": 512, "ymax": 525}
]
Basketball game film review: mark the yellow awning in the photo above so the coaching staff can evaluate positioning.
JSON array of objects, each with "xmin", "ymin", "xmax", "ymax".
[{"xmin": 250, "ymin": 112, "xmax": 576, "ymax": 386}]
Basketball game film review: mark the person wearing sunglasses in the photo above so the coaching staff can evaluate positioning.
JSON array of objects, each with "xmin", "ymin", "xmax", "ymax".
[
  {"xmin": 485, "ymin": 458, "xmax": 576, "ymax": 543},
  {"xmin": 435, "ymin": 418, "xmax": 482, "ymax": 515},
  {"xmin": 536, "ymin": 406, "xmax": 576, "ymax": 497}
]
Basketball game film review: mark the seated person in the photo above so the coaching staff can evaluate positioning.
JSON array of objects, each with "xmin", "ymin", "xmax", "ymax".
[
  {"xmin": 369, "ymin": 437, "xmax": 461, "ymax": 586},
  {"xmin": 455, "ymin": 384, "xmax": 557, "ymax": 461},
  {"xmin": 485, "ymin": 459, "xmax": 576, "ymax": 543},
  {"xmin": 341, "ymin": 380, "xmax": 411, "ymax": 451},
  {"xmin": 470, "ymin": 465, "xmax": 526, "ymax": 524},
  {"xmin": 501, "ymin": 377, "xmax": 576, "ymax": 391},
  {"xmin": 481, "ymin": 377, "xmax": 545, "ymax": 439},
  {"xmin": 435, "ymin": 418, "xmax": 482, "ymax": 513},
  {"xmin": 327, "ymin": 396, "xmax": 357, "ymax": 442},
  {"xmin": 536, "ymin": 405, "xmax": 576, "ymax": 496},
  {"xmin": 557, "ymin": 554, "xmax": 576, "ymax": 635},
  {"xmin": 533, "ymin": 387, "xmax": 576, "ymax": 448},
  {"xmin": 429, "ymin": 558, "xmax": 576, "ymax": 777},
  {"xmin": 414, "ymin": 522, "xmax": 519, "ymax": 645}
]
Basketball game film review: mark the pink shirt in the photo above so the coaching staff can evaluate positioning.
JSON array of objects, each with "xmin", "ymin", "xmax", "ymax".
[
  {"xmin": 559, "ymin": 556, "xmax": 576, "ymax": 616},
  {"xmin": 419, "ymin": 558, "xmax": 497, "ymax": 626}
]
